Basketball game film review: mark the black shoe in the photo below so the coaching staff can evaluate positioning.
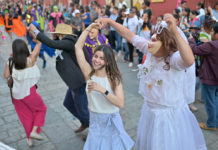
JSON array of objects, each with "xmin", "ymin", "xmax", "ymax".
[
  {"xmin": 74, "ymin": 124, "xmax": 88, "ymax": 133},
  {"xmin": 43, "ymin": 60, "xmax": 46, "ymax": 69}
]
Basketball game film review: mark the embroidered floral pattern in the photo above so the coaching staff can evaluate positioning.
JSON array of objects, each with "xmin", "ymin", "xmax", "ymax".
[
  {"xmin": 157, "ymin": 80, "xmax": 163, "ymax": 86},
  {"xmin": 139, "ymin": 56, "xmax": 164, "ymax": 90}
]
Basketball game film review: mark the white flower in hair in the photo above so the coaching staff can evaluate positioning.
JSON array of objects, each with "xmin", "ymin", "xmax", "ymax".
[{"xmin": 156, "ymin": 21, "xmax": 168, "ymax": 34}]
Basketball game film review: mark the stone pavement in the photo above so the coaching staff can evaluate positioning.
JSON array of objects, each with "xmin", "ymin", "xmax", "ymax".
[{"xmin": 0, "ymin": 34, "xmax": 217, "ymax": 150}]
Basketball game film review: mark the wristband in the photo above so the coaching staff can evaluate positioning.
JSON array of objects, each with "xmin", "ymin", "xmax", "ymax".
[
  {"xmin": 86, "ymin": 29, "xmax": 91, "ymax": 32},
  {"xmin": 33, "ymin": 29, "xmax": 40, "ymax": 36}
]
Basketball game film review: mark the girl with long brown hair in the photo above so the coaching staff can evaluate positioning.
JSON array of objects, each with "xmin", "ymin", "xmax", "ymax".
[
  {"xmin": 75, "ymin": 23, "xmax": 134, "ymax": 150},
  {"xmin": 96, "ymin": 14, "xmax": 207, "ymax": 150},
  {"xmin": 4, "ymin": 38, "xmax": 46, "ymax": 147}
]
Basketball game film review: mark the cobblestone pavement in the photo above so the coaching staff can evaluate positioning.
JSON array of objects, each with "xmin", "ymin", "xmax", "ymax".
[{"xmin": 0, "ymin": 35, "xmax": 217, "ymax": 150}]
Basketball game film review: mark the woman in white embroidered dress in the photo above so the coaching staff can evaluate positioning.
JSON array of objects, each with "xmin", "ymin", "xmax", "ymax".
[
  {"xmin": 4, "ymin": 39, "xmax": 47, "ymax": 147},
  {"xmin": 75, "ymin": 23, "xmax": 134, "ymax": 150},
  {"xmin": 96, "ymin": 14, "xmax": 207, "ymax": 150}
]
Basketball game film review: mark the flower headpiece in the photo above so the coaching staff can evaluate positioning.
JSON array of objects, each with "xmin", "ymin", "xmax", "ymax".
[{"xmin": 156, "ymin": 21, "xmax": 168, "ymax": 34}]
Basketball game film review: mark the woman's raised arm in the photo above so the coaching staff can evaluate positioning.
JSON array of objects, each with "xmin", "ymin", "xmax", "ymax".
[
  {"xmin": 164, "ymin": 14, "xmax": 194, "ymax": 67},
  {"xmin": 96, "ymin": 18, "xmax": 136, "ymax": 42},
  {"xmin": 29, "ymin": 40, "xmax": 42, "ymax": 65},
  {"xmin": 75, "ymin": 23, "xmax": 99, "ymax": 80}
]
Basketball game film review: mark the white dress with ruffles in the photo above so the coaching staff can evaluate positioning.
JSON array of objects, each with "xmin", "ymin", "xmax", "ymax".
[{"xmin": 132, "ymin": 35, "xmax": 207, "ymax": 150}]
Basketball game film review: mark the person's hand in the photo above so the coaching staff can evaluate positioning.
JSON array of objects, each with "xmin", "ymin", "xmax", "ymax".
[
  {"xmin": 184, "ymin": 21, "xmax": 189, "ymax": 26},
  {"xmin": 188, "ymin": 33, "xmax": 193, "ymax": 40},
  {"xmin": 86, "ymin": 22, "xmax": 101, "ymax": 31},
  {"xmin": 29, "ymin": 30, "xmax": 37, "ymax": 39},
  {"xmin": 77, "ymin": 26, "xmax": 81, "ymax": 31},
  {"xmin": 164, "ymin": 13, "xmax": 178, "ymax": 34},
  {"xmin": 95, "ymin": 18, "xmax": 110, "ymax": 29},
  {"xmin": 29, "ymin": 23, "xmax": 37, "ymax": 33},
  {"xmin": 87, "ymin": 81, "xmax": 105, "ymax": 93},
  {"xmin": 35, "ymin": 40, "xmax": 41, "ymax": 44}
]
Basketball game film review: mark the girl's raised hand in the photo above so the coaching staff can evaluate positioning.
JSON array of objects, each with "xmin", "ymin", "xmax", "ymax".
[{"xmin": 164, "ymin": 14, "xmax": 178, "ymax": 34}]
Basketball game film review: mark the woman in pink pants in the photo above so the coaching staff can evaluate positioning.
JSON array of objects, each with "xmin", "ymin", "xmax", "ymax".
[{"xmin": 4, "ymin": 38, "xmax": 47, "ymax": 147}]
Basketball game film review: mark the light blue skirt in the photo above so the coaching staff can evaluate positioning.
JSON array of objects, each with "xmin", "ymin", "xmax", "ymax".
[{"xmin": 83, "ymin": 111, "xmax": 134, "ymax": 150}]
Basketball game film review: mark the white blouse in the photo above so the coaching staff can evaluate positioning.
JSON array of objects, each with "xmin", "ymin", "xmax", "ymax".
[
  {"xmin": 86, "ymin": 75, "xmax": 119, "ymax": 114},
  {"xmin": 12, "ymin": 58, "xmax": 40, "ymax": 99},
  {"xmin": 132, "ymin": 35, "xmax": 188, "ymax": 107}
]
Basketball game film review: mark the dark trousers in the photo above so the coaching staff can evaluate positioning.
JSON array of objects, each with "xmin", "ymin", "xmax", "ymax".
[
  {"xmin": 63, "ymin": 84, "xmax": 89, "ymax": 126},
  {"xmin": 137, "ymin": 49, "xmax": 144, "ymax": 64},
  {"xmin": 128, "ymin": 42, "xmax": 134, "ymax": 62},
  {"xmin": 109, "ymin": 30, "xmax": 117, "ymax": 49}
]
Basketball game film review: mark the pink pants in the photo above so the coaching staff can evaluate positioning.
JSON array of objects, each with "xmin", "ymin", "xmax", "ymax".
[{"xmin": 13, "ymin": 86, "xmax": 47, "ymax": 138}]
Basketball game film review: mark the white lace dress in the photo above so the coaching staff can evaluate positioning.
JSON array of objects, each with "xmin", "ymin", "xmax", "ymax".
[{"xmin": 132, "ymin": 35, "xmax": 207, "ymax": 150}]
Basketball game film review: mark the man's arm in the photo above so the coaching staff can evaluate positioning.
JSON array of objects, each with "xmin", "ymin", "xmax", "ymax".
[
  {"xmin": 29, "ymin": 23, "xmax": 76, "ymax": 51},
  {"xmin": 36, "ymin": 32, "xmax": 75, "ymax": 51},
  {"xmin": 189, "ymin": 38, "xmax": 213, "ymax": 56}
]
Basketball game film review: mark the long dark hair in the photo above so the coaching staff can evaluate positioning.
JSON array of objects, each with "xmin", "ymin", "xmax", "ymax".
[
  {"xmin": 118, "ymin": 8, "xmax": 125, "ymax": 18},
  {"xmin": 12, "ymin": 39, "xmax": 30, "ymax": 69},
  {"xmin": 89, "ymin": 45, "xmax": 122, "ymax": 91},
  {"xmin": 142, "ymin": 12, "xmax": 152, "ymax": 30},
  {"xmin": 184, "ymin": 7, "xmax": 190, "ymax": 23}
]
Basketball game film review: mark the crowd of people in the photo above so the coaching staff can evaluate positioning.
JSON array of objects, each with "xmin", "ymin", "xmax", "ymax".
[{"xmin": 1, "ymin": 0, "xmax": 218, "ymax": 150}]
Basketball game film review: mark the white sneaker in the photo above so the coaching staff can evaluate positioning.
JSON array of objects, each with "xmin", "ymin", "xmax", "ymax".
[
  {"xmin": 128, "ymin": 62, "xmax": 133, "ymax": 67},
  {"xmin": 117, "ymin": 51, "xmax": 122, "ymax": 58},
  {"xmin": 30, "ymin": 132, "xmax": 44, "ymax": 140},
  {"xmin": 131, "ymin": 68, "xmax": 139, "ymax": 72}
]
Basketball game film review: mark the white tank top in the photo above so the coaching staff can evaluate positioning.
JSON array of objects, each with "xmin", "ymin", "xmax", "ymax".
[
  {"xmin": 86, "ymin": 75, "xmax": 119, "ymax": 114},
  {"xmin": 12, "ymin": 58, "xmax": 40, "ymax": 99}
]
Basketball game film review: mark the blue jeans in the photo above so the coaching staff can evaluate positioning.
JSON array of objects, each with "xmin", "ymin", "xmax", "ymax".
[
  {"xmin": 123, "ymin": 42, "xmax": 129, "ymax": 60},
  {"xmin": 201, "ymin": 83, "xmax": 218, "ymax": 127},
  {"xmin": 195, "ymin": 77, "xmax": 201, "ymax": 91},
  {"xmin": 196, "ymin": 77, "xmax": 203, "ymax": 101},
  {"xmin": 115, "ymin": 32, "xmax": 122, "ymax": 53},
  {"xmin": 63, "ymin": 84, "xmax": 89, "ymax": 126}
]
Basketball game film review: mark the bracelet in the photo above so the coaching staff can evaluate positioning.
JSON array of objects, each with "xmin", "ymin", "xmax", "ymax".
[
  {"xmin": 7, "ymin": 76, "xmax": 11, "ymax": 81},
  {"xmin": 86, "ymin": 28, "xmax": 91, "ymax": 32},
  {"xmin": 104, "ymin": 90, "xmax": 109, "ymax": 96}
]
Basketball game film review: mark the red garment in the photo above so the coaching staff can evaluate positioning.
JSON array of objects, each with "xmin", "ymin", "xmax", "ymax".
[
  {"xmin": 142, "ymin": 54, "xmax": 147, "ymax": 64},
  {"xmin": 13, "ymin": 86, "xmax": 47, "ymax": 138}
]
